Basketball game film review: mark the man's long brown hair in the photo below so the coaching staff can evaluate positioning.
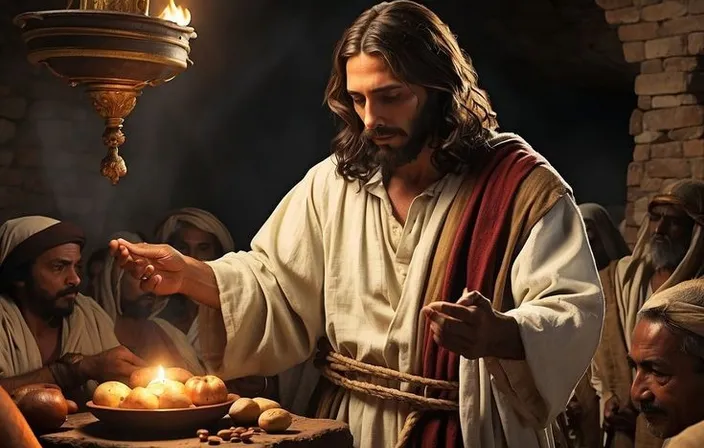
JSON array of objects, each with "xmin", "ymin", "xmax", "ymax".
[{"xmin": 325, "ymin": 0, "xmax": 499, "ymax": 182}]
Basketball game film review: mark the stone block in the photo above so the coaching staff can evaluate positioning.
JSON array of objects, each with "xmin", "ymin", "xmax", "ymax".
[
  {"xmin": 651, "ymin": 94, "xmax": 698, "ymax": 108},
  {"xmin": 688, "ymin": 32, "xmax": 704, "ymax": 54},
  {"xmin": 688, "ymin": 0, "xmax": 704, "ymax": 14},
  {"xmin": 0, "ymin": 119, "xmax": 16, "ymax": 145},
  {"xmin": 639, "ymin": 95, "xmax": 652, "ymax": 110},
  {"xmin": 635, "ymin": 130, "xmax": 665, "ymax": 143},
  {"xmin": 643, "ymin": 106, "xmax": 704, "ymax": 130},
  {"xmin": 635, "ymin": 72, "xmax": 688, "ymax": 95},
  {"xmin": 630, "ymin": 109, "xmax": 644, "ymax": 135},
  {"xmin": 663, "ymin": 56, "xmax": 699, "ymax": 71},
  {"xmin": 628, "ymin": 187, "xmax": 649, "ymax": 202},
  {"xmin": 0, "ymin": 97, "xmax": 27, "ymax": 120},
  {"xmin": 634, "ymin": 144, "xmax": 651, "ymax": 161},
  {"xmin": 597, "ymin": 0, "xmax": 634, "ymax": 9},
  {"xmin": 634, "ymin": 195, "xmax": 650, "ymax": 214},
  {"xmin": 606, "ymin": 7, "xmax": 641, "ymax": 24},
  {"xmin": 684, "ymin": 139, "xmax": 704, "ymax": 157},
  {"xmin": 641, "ymin": 176, "xmax": 663, "ymax": 191},
  {"xmin": 628, "ymin": 162, "xmax": 644, "ymax": 185},
  {"xmin": 651, "ymin": 141, "xmax": 683, "ymax": 158},
  {"xmin": 624, "ymin": 41, "xmax": 645, "ymax": 62},
  {"xmin": 645, "ymin": 36, "xmax": 686, "ymax": 59},
  {"xmin": 660, "ymin": 15, "xmax": 704, "ymax": 36},
  {"xmin": 641, "ymin": 1, "xmax": 688, "ymax": 21},
  {"xmin": 670, "ymin": 125, "xmax": 704, "ymax": 140},
  {"xmin": 645, "ymin": 158, "xmax": 691, "ymax": 177},
  {"xmin": 693, "ymin": 0, "xmax": 704, "ymax": 14},
  {"xmin": 641, "ymin": 59, "xmax": 663, "ymax": 73},
  {"xmin": 691, "ymin": 157, "xmax": 704, "ymax": 178},
  {"xmin": 620, "ymin": 22, "xmax": 660, "ymax": 41},
  {"xmin": 652, "ymin": 95, "xmax": 682, "ymax": 108}
]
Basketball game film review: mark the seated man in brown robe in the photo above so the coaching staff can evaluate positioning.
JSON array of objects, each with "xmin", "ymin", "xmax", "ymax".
[
  {"xmin": 94, "ymin": 230, "xmax": 205, "ymax": 375},
  {"xmin": 592, "ymin": 180, "xmax": 704, "ymax": 448},
  {"xmin": 629, "ymin": 279, "xmax": 704, "ymax": 448},
  {"xmin": 0, "ymin": 216, "xmax": 145, "ymax": 401}
]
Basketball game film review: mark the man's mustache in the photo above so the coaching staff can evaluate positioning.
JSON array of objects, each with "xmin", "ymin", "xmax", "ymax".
[
  {"xmin": 639, "ymin": 401, "xmax": 666, "ymax": 416},
  {"xmin": 362, "ymin": 126, "xmax": 406, "ymax": 140},
  {"xmin": 56, "ymin": 285, "xmax": 79, "ymax": 299}
]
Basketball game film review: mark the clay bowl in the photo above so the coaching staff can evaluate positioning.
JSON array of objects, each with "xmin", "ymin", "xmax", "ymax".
[
  {"xmin": 13, "ymin": 10, "xmax": 196, "ymax": 88},
  {"xmin": 86, "ymin": 394, "xmax": 236, "ymax": 432}
]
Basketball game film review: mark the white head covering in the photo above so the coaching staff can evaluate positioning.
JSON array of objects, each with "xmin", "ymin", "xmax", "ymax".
[
  {"xmin": 93, "ymin": 231, "xmax": 166, "ymax": 321},
  {"xmin": 154, "ymin": 208, "xmax": 234, "ymax": 253},
  {"xmin": 639, "ymin": 278, "xmax": 704, "ymax": 338},
  {"xmin": 0, "ymin": 216, "xmax": 85, "ymax": 287}
]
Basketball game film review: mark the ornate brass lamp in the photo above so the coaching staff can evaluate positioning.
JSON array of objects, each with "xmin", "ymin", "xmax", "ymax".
[{"xmin": 14, "ymin": 0, "xmax": 196, "ymax": 184}]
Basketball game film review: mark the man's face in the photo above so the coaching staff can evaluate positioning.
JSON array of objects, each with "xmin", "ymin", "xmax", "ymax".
[
  {"xmin": 629, "ymin": 319, "xmax": 704, "ymax": 438},
  {"xmin": 119, "ymin": 268, "xmax": 157, "ymax": 319},
  {"xmin": 648, "ymin": 204, "xmax": 694, "ymax": 270},
  {"xmin": 24, "ymin": 243, "xmax": 82, "ymax": 319},
  {"xmin": 170, "ymin": 223, "xmax": 222, "ymax": 262},
  {"xmin": 585, "ymin": 221, "xmax": 609, "ymax": 271},
  {"xmin": 346, "ymin": 52, "xmax": 430, "ymax": 171}
]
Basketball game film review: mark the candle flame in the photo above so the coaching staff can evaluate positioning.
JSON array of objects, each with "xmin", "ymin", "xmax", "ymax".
[
  {"xmin": 158, "ymin": 0, "xmax": 191, "ymax": 27},
  {"xmin": 156, "ymin": 365, "xmax": 165, "ymax": 382}
]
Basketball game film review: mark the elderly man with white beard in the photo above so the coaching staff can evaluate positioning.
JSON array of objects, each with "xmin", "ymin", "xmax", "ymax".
[{"xmin": 591, "ymin": 179, "xmax": 704, "ymax": 448}]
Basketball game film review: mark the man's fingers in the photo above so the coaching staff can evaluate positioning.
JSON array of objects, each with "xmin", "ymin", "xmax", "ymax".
[
  {"xmin": 141, "ymin": 273, "xmax": 162, "ymax": 293},
  {"xmin": 117, "ymin": 348, "xmax": 147, "ymax": 367},
  {"xmin": 457, "ymin": 289, "xmax": 492, "ymax": 309},
  {"xmin": 428, "ymin": 301, "xmax": 477, "ymax": 322},
  {"xmin": 115, "ymin": 239, "xmax": 164, "ymax": 259}
]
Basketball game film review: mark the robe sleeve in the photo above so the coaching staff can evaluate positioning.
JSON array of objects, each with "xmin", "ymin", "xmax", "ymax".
[
  {"xmin": 198, "ymin": 164, "xmax": 328, "ymax": 379},
  {"xmin": 484, "ymin": 195, "xmax": 605, "ymax": 427}
]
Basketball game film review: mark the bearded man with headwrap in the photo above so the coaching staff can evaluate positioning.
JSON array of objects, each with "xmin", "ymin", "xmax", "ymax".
[
  {"xmin": 153, "ymin": 208, "xmax": 277, "ymax": 398},
  {"xmin": 93, "ymin": 231, "xmax": 205, "ymax": 375},
  {"xmin": 629, "ymin": 279, "xmax": 704, "ymax": 448},
  {"xmin": 591, "ymin": 180, "xmax": 704, "ymax": 448},
  {"xmin": 0, "ymin": 216, "xmax": 145, "ymax": 401}
]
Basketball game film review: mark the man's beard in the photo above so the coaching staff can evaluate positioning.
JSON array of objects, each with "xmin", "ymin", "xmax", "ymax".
[
  {"xmin": 650, "ymin": 234, "xmax": 689, "ymax": 270},
  {"xmin": 26, "ymin": 281, "xmax": 78, "ymax": 321},
  {"xmin": 122, "ymin": 294, "xmax": 157, "ymax": 319},
  {"xmin": 640, "ymin": 400, "xmax": 668, "ymax": 438},
  {"xmin": 361, "ymin": 97, "xmax": 437, "ymax": 175}
]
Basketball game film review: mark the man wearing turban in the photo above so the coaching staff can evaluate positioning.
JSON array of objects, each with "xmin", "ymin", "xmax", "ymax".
[
  {"xmin": 93, "ymin": 230, "xmax": 205, "ymax": 376},
  {"xmin": 0, "ymin": 216, "xmax": 145, "ymax": 401},
  {"xmin": 592, "ymin": 180, "xmax": 704, "ymax": 448},
  {"xmin": 630, "ymin": 279, "xmax": 704, "ymax": 447}
]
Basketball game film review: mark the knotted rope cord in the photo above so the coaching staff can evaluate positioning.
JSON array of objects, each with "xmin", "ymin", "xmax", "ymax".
[{"xmin": 320, "ymin": 352, "xmax": 460, "ymax": 448}]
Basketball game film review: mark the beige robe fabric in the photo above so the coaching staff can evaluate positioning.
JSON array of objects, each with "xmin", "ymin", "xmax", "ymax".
[
  {"xmin": 662, "ymin": 420, "xmax": 704, "ymax": 448},
  {"xmin": 198, "ymin": 147, "xmax": 603, "ymax": 448},
  {"xmin": 93, "ymin": 231, "xmax": 204, "ymax": 375}
]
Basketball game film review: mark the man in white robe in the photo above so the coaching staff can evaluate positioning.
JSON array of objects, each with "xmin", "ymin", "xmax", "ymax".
[
  {"xmin": 110, "ymin": 2, "xmax": 603, "ymax": 446},
  {"xmin": 0, "ymin": 216, "xmax": 145, "ymax": 401}
]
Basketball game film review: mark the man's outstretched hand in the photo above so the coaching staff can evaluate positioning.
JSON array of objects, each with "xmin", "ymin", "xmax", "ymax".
[{"xmin": 108, "ymin": 239, "xmax": 187, "ymax": 296}]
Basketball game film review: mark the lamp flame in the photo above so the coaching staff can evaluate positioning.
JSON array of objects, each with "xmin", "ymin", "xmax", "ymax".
[{"xmin": 158, "ymin": 0, "xmax": 191, "ymax": 27}]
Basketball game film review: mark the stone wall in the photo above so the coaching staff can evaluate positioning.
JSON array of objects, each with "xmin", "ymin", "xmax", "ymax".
[{"xmin": 598, "ymin": 0, "xmax": 704, "ymax": 245}]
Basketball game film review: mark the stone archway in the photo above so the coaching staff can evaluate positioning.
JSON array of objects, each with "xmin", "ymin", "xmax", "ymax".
[{"xmin": 597, "ymin": 0, "xmax": 704, "ymax": 245}]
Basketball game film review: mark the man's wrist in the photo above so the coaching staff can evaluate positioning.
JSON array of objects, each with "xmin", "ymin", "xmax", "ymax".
[
  {"xmin": 49, "ymin": 353, "xmax": 87, "ymax": 391},
  {"xmin": 490, "ymin": 314, "xmax": 525, "ymax": 360}
]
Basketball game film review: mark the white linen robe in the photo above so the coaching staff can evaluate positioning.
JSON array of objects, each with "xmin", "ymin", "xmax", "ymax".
[{"xmin": 198, "ymin": 157, "xmax": 604, "ymax": 448}]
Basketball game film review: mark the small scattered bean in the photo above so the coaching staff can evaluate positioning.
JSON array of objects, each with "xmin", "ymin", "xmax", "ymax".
[
  {"xmin": 208, "ymin": 435, "xmax": 223, "ymax": 445},
  {"xmin": 217, "ymin": 429, "xmax": 233, "ymax": 441}
]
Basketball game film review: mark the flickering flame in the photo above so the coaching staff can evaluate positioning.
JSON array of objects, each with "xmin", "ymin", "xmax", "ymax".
[
  {"xmin": 158, "ymin": 0, "xmax": 191, "ymax": 27},
  {"xmin": 156, "ymin": 365, "xmax": 165, "ymax": 383}
]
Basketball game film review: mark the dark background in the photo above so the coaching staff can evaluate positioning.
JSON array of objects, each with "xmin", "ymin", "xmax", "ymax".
[{"xmin": 2, "ymin": 0, "xmax": 637, "ymax": 249}]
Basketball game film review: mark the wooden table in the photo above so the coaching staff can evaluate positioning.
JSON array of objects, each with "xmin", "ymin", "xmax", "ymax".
[{"xmin": 40, "ymin": 413, "xmax": 354, "ymax": 448}]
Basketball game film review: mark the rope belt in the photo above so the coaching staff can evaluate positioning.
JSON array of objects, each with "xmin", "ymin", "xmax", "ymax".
[{"xmin": 320, "ymin": 351, "xmax": 460, "ymax": 448}]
